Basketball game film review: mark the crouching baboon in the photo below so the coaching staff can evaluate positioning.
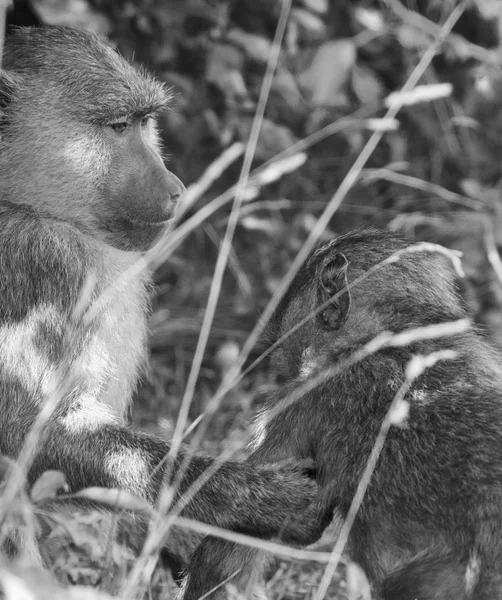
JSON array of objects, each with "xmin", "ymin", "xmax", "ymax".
[
  {"xmin": 0, "ymin": 25, "xmax": 327, "ymax": 567},
  {"xmin": 181, "ymin": 228, "xmax": 502, "ymax": 600}
]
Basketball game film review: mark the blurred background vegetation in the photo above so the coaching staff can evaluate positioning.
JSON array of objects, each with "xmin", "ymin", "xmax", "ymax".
[{"xmin": 5, "ymin": 0, "xmax": 502, "ymax": 597}]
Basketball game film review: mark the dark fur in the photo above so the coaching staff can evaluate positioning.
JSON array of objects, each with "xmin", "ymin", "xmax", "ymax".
[
  {"xmin": 181, "ymin": 229, "xmax": 502, "ymax": 599},
  {"xmin": 0, "ymin": 25, "xmax": 325, "ymax": 571}
]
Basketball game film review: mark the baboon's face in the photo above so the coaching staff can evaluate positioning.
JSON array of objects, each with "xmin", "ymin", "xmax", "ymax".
[
  {"xmin": 97, "ymin": 113, "xmax": 185, "ymax": 251},
  {"xmin": 0, "ymin": 26, "xmax": 185, "ymax": 252}
]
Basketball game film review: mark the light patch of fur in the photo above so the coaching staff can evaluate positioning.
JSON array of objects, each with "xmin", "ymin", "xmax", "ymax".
[
  {"xmin": 105, "ymin": 447, "xmax": 151, "ymax": 496},
  {"xmin": 0, "ymin": 292, "xmax": 143, "ymax": 424},
  {"xmin": 95, "ymin": 244, "xmax": 150, "ymax": 418},
  {"xmin": 0, "ymin": 304, "xmax": 122, "ymax": 420},
  {"xmin": 248, "ymin": 411, "xmax": 269, "ymax": 452},
  {"xmin": 61, "ymin": 394, "xmax": 118, "ymax": 433},
  {"xmin": 299, "ymin": 345, "xmax": 317, "ymax": 380},
  {"xmin": 0, "ymin": 305, "xmax": 61, "ymax": 398},
  {"xmin": 59, "ymin": 131, "xmax": 110, "ymax": 184},
  {"xmin": 0, "ymin": 246, "xmax": 150, "ymax": 423},
  {"xmin": 465, "ymin": 551, "xmax": 481, "ymax": 596},
  {"xmin": 411, "ymin": 388, "xmax": 429, "ymax": 405},
  {"xmin": 77, "ymin": 331, "xmax": 113, "ymax": 392}
]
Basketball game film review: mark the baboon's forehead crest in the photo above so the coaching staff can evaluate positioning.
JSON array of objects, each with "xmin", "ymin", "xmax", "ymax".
[
  {"xmin": 308, "ymin": 228, "xmax": 407, "ymax": 270},
  {"xmin": 4, "ymin": 26, "xmax": 172, "ymax": 122}
]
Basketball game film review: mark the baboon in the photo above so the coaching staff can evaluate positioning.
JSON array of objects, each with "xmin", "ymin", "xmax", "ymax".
[
  {"xmin": 0, "ymin": 25, "xmax": 327, "ymax": 563},
  {"xmin": 181, "ymin": 228, "xmax": 502, "ymax": 600}
]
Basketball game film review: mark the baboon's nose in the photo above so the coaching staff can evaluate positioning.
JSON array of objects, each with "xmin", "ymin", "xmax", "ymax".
[{"xmin": 165, "ymin": 170, "xmax": 186, "ymax": 204}]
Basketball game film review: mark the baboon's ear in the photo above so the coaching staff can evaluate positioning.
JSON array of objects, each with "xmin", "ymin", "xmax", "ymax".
[{"xmin": 317, "ymin": 253, "xmax": 351, "ymax": 330}]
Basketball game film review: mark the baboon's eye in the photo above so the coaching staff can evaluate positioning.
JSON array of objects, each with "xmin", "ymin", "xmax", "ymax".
[
  {"xmin": 141, "ymin": 116, "xmax": 152, "ymax": 127},
  {"xmin": 110, "ymin": 122, "xmax": 129, "ymax": 134}
]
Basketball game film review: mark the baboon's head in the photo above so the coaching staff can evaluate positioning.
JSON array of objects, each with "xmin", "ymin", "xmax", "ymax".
[
  {"xmin": 0, "ymin": 26, "xmax": 185, "ymax": 251},
  {"xmin": 265, "ymin": 228, "xmax": 466, "ymax": 378}
]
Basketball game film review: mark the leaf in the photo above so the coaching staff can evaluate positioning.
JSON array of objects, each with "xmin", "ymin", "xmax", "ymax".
[
  {"xmin": 272, "ymin": 69, "xmax": 303, "ymax": 107},
  {"xmin": 396, "ymin": 23, "xmax": 431, "ymax": 49},
  {"xmin": 298, "ymin": 39, "xmax": 356, "ymax": 106},
  {"xmin": 206, "ymin": 43, "xmax": 244, "ymax": 83},
  {"xmin": 354, "ymin": 7, "xmax": 385, "ymax": 32},
  {"xmin": 351, "ymin": 64, "xmax": 384, "ymax": 105},
  {"xmin": 31, "ymin": 470, "xmax": 68, "ymax": 503},
  {"xmin": 226, "ymin": 29, "xmax": 272, "ymax": 63},
  {"xmin": 72, "ymin": 487, "xmax": 156, "ymax": 517},
  {"xmin": 206, "ymin": 44, "xmax": 247, "ymax": 102},
  {"xmin": 30, "ymin": 0, "xmax": 111, "ymax": 36},
  {"xmin": 302, "ymin": 0, "xmax": 328, "ymax": 14},
  {"xmin": 475, "ymin": 0, "xmax": 502, "ymax": 19},
  {"xmin": 237, "ymin": 117, "xmax": 297, "ymax": 161},
  {"xmin": 291, "ymin": 8, "xmax": 326, "ymax": 40}
]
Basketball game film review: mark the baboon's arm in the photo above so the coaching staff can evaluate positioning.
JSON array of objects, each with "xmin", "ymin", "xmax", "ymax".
[
  {"xmin": 0, "ymin": 208, "xmax": 323, "ymax": 544},
  {"xmin": 28, "ymin": 423, "xmax": 322, "ymax": 544}
]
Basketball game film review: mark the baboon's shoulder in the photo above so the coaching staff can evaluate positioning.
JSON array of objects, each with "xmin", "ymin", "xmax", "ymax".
[{"xmin": 0, "ymin": 203, "xmax": 94, "ymax": 324}]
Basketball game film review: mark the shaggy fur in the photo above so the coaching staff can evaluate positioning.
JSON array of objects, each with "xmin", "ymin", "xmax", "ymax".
[
  {"xmin": 0, "ymin": 26, "xmax": 326, "ymax": 567},
  {"xmin": 182, "ymin": 229, "xmax": 502, "ymax": 600}
]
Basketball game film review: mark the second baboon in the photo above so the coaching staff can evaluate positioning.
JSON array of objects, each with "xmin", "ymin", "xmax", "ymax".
[
  {"xmin": 0, "ymin": 25, "xmax": 327, "ymax": 568},
  {"xmin": 181, "ymin": 228, "xmax": 502, "ymax": 600}
]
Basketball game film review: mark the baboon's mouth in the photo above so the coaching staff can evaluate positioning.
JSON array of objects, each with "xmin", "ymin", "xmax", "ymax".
[
  {"xmin": 125, "ymin": 213, "xmax": 176, "ymax": 227},
  {"xmin": 105, "ymin": 217, "xmax": 172, "ymax": 232}
]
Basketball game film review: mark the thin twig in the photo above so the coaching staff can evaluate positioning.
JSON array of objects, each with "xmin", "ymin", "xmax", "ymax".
[
  {"xmin": 125, "ymin": 5, "xmax": 293, "ymax": 594},
  {"xmin": 176, "ymin": 142, "xmax": 245, "ymax": 216},
  {"xmin": 360, "ymin": 168, "xmax": 483, "ymax": 210},
  {"xmin": 383, "ymin": 0, "xmax": 501, "ymax": 67},
  {"xmin": 167, "ymin": 516, "xmax": 337, "ymax": 564},
  {"xmin": 168, "ymin": 0, "xmax": 292, "ymax": 462}
]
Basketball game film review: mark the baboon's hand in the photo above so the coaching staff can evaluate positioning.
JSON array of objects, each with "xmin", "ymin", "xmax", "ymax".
[
  {"xmin": 257, "ymin": 459, "xmax": 330, "ymax": 546},
  {"xmin": 171, "ymin": 452, "xmax": 328, "ymax": 544}
]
